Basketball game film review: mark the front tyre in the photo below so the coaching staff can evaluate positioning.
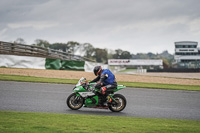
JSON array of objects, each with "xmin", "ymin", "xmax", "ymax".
[
  {"xmin": 108, "ymin": 94, "xmax": 126, "ymax": 112},
  {"xmin": 67, "ymin": 93, "xmax": 84, "ymax": 110}
]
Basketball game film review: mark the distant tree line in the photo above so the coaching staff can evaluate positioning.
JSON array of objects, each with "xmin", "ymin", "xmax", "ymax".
[{"xmin": 13, "ymin": 38, "xmax": 174, "ymax": 68}]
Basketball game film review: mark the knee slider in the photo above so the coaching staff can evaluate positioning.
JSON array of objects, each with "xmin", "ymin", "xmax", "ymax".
[{"xmin": 101, "ymin": 87, "xmax": 107, "ymax": 94}]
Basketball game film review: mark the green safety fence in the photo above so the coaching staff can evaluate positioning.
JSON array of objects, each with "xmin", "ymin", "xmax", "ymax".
[
  {"xmin": 45, "ymin": 58, "xmax": 85, "ymax": 71},
  {"xmin": 61, "ymin": 60, "xmax": 85, "ymax": 71},
  {"xmin": 45, "ymin": 58, "xmax": 61, "ymax": 70}
]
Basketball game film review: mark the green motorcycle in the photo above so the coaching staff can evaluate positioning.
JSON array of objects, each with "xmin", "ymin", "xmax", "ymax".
[{"xmin": 67, "ymin": 77, "xmax": 127, "ymax": 112}]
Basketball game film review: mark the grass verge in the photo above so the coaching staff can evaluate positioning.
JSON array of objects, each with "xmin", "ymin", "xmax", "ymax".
[
  {"xmin": 0, "ymin": 111, "xmax": 200, "ymax": 133},
  {"xmin": 0, "ymin": 74, "xmax": 79, "ymax": 84},
  {"xmin": 118, "ymin": 81, "xmax": 200, "ymax": 91},
  {"xmin": 0, "ymin": 74, "xmax": 200, "ymax": 91},
  {"xmin": 119, "ymin": 69, "xmax": 136, "ymax": 72}
]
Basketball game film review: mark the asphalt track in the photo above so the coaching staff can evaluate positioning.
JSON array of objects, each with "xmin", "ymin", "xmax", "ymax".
[{"xmin": 0, "ymin": 81, "xmax": 200, "ymax": 120}]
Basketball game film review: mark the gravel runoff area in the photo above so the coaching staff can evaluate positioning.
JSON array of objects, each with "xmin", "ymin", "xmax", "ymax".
[{"xmin": 0, "ymin": 68, "xmax": 200, "ymax": 86}]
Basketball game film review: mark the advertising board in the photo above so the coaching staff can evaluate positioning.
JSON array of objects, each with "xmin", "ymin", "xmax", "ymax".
[{"xmin": 108, "ymin": 59, "xmax": 163, "ymax": 66}]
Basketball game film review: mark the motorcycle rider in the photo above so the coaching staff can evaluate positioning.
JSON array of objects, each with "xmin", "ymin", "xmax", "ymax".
[{"xmin": 90, "ymin": 66, "xmax": 117, "ymax": 104}]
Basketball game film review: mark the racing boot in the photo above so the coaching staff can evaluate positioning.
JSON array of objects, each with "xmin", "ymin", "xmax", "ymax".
[{"xmin": 106, "ymin": 95, "xmax": 112, "ymax": 104}]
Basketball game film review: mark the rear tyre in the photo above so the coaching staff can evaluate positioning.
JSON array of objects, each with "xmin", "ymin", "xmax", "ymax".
[
  {"xmin": 67, "ymin": 93, "xmax": 84, "ymax": 110},
  {"xmin": 108, "ymin": 94, "xmax": 126, "ymax": 112}
]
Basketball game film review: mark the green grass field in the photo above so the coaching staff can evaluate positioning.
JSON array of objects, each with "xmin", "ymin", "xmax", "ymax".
[
  {"xmin": 0, "ymin": 111, "xmax": 200, "ymax": 133},
  {"xmin": 0, "ymin": 74, "xmax": 200, "ymax": 91}
]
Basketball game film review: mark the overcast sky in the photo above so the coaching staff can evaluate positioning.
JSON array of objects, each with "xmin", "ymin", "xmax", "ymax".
[{"xmin": 1, "ymin": 0, "xmax": 200, "ymax": 54}]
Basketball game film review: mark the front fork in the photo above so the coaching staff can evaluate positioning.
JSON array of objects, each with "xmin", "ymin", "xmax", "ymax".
[{"xmin": 74, "ymin": 93, "xmax": 82, "ymax": 104}]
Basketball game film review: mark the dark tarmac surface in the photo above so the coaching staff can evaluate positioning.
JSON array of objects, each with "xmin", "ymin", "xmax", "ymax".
[{"xmin": 0, "ymin": 81, "xmax": 200, "ymax": 120}]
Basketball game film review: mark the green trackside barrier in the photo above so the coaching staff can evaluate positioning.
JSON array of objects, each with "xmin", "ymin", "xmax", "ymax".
[
  {"xmin": 45, "ymin": 58, "xmax": 85, "ymax": 71},
  {"xmin": 45, "ymin": 58, "xmax": 61, "ymax": 70},
  {"xmin": 61, "ymin": 60, "xmax": 85, "ymax": 71}
]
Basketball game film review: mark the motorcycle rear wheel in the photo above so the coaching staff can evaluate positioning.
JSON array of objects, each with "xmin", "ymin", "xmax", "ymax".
[
  {"xmin": 67, "ymin": 93, "xmax": 84, "ymax": 110},
  {"xmin": 108, "ymin": 94, "xmax": 126, "ymax": 112}
]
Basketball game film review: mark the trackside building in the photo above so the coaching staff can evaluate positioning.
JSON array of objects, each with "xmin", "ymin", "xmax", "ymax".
[{"xmin": 174, "ymin": 41, "xmax": 200, "ymax": 68}]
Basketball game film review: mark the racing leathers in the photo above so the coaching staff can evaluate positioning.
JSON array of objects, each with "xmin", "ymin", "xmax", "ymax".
[{"xmin": 90, "ymin": 69, "xmax": 117, "ymax": 95}]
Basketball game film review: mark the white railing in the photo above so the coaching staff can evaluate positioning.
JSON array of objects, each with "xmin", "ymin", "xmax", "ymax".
[{"xmin": 0, "ymin": 41, "xmax": 94, "ymax": 62}]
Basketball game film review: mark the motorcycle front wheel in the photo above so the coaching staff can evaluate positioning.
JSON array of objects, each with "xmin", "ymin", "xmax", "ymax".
[
  {"xmin": 108, "ymin": 94, "xmax": 126, "ymax": 112},
  {"xmin": 67, "ymin": 93, "xmax": 84, "ymax": 110}
]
